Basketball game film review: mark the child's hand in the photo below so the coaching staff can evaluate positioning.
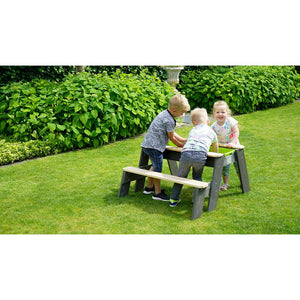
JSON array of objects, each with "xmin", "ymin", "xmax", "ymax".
[
  {"xmin": 227, "ymin": 142, "xmax": 235, "ymax": 148},
  {"xmin": 181, "ymin": 139, "xmax": 187, "ymax": 147}
]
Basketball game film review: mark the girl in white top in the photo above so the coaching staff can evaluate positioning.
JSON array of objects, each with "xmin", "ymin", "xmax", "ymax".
[{"xmin": 211, "ymin": 101, "xmax": 240, "ymax": 190}]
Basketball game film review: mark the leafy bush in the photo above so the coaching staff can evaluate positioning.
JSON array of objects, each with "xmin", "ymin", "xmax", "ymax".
[
  {"xmin": 0, "ymin": 71, "xmax": 174, "ymax": 151},
  {"xmin": 178, "ymin": 66, "xmax": 300, "ymax": 114},
  {"xmin": 0, "ymin": 139, "xmax": 59, "ymax": 166}
]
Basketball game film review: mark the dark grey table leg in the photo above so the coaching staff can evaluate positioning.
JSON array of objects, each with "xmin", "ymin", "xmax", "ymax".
[
  {"xmin": 207, "ymin": 154, "xmax": 225, "ymax": 212},
  {"xmin": 135, "ymin": 150, "xmax": 150, "ymax": 192},
  {"xmin": 167, "ymin": 160, "xmax": 178, "ymax": 175},
  {"xmin": 235, "ymin": 149, "xmax": 250, "ymax": 193}
]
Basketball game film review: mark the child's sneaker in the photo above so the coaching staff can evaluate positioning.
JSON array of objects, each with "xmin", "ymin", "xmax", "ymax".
[
  {"xmin": 143, "ymin": 186, "xmax": 155, "ymax": 195},
  {"xmin": 169, "ymin": 198, "xmax": 181, "ymax": 207},
  {"xmin": 152, "ymin": 190, "xmax": 170, "ymax": 201}
]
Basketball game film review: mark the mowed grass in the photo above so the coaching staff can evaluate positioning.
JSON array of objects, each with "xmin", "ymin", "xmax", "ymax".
[{"xmin": 0, "ymin": 102, "xmax": 300, "ymax": 234}]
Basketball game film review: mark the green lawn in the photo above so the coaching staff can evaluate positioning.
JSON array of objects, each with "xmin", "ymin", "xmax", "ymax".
[{"xmin": 1, "ymin": 102, "xmax": 300, "ymax": 234}]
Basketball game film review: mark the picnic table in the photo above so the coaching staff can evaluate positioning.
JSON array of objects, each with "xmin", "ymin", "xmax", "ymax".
[{"xmin": 135, "ymin": 143, "xmax": 250, "ymax": 212}]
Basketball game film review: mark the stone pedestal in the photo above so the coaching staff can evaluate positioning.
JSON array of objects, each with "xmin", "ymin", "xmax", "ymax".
[{"xmin": 161, "ymin": 66, "xmax": 184, "ymax": 91}]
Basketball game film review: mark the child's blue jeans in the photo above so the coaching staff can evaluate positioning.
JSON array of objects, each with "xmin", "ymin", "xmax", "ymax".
[
  {"xmin": 171, "ymin": 151, "xmax": 207, "ymax": 201},
  {"xmin": 142, "ymin": 147, "xmax": 163, "ymax": 172}
]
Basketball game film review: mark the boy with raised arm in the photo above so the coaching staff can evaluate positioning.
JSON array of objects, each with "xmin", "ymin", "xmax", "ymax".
[{"xmin": 141, "ymin": 94, "xmax": 190, "ymax": 201}]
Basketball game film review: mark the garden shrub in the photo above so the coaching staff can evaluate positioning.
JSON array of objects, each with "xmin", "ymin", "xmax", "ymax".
[
  {"xmin": 178, "ymin": 66, "xmax": 300, "ymax": 114},
  {"xmin": 0, "ymin": 70, "xmax": 174, "ymax": 151},
  {"xmin": 0, "ymin": 139, "xmax": 59, "ymax": 166}
]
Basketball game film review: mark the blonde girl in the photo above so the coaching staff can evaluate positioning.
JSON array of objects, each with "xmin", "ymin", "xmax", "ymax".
[{"xmin": 211, "ymin": 101, "xmax": 240, "ymax": 190}]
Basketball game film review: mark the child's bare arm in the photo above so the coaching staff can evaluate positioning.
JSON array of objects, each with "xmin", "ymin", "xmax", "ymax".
[
  {"xmin": 227, "ymin": 125, "xmax": 239, "ymax": 148},
  {"xmin": 167, "ymin": 131, "xmax": 186, "ymax": 147},
  {"xmin": 211, "ymin": 141, "xmax": 219, "ymax": 153},
  {"xmin": 173, "ymin": 132, "xmax": 186, "ymax": 143}
]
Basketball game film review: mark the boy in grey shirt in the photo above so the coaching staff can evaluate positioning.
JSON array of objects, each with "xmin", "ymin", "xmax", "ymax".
[{"xmin": 141, "ymin": 94, "xmax": 190, "ymax": 201}]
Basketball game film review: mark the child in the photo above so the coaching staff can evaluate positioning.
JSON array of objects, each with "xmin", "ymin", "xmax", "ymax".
[
  {"xmin": 141, "ymin": 94, "xmax": 190, "ymax": 201},
  {"xmin": 211, "ymin": 100, "xmax": 240, "ymax": 191},
  {"xmin": 169, "ymin": 108, "xmax": 218, "ymax": 207}
]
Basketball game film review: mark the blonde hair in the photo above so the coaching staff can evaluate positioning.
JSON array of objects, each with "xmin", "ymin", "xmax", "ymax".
[
  {"xmin": 213, "ymin": 100, "xmax": 231, "ymax": 116},
  {"xmin": 168, "ymin": 94, "xmax": 190, "ymax": 112},
  {"xmin": 191, "ymin": 108, "xmax": 208, "ymax": 124}
]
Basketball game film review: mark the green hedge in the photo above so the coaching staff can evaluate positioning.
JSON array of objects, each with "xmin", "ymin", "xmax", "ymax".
[
  {"xmin": 0, "ymin": 66, "xmax": 76, "ymax": 86},
  {"xmin": 0, "ymin": 139, "xmax": 59, "ymax": 166},
  {"xmin": 0, "ymin": 66, "xmax": 168, "ymax": 87},
  {"xmin": 0, "ymin": 70, "xmax": 174, "ymax": 151},
  {"xmin": 178, "ymin": 66, "xmax": 300, "ymax": 114},
  {"xmin": 0, "ymin": 66, "xmax": 230, "ymax": 88}
]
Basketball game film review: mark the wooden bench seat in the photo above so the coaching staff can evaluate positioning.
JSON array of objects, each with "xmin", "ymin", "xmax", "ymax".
[{"xmin": 118, "ymin": 166, "xmax": 211, "ymax": 220}]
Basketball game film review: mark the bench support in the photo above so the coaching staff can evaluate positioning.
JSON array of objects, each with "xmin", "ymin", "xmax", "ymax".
[
  {"xmin": 191, "ymin": 188, "xmax": 206, "ymax": 220},
  {"xmin": 119, "ymin": 171, "xmax": 145, "ymax": 197}
]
